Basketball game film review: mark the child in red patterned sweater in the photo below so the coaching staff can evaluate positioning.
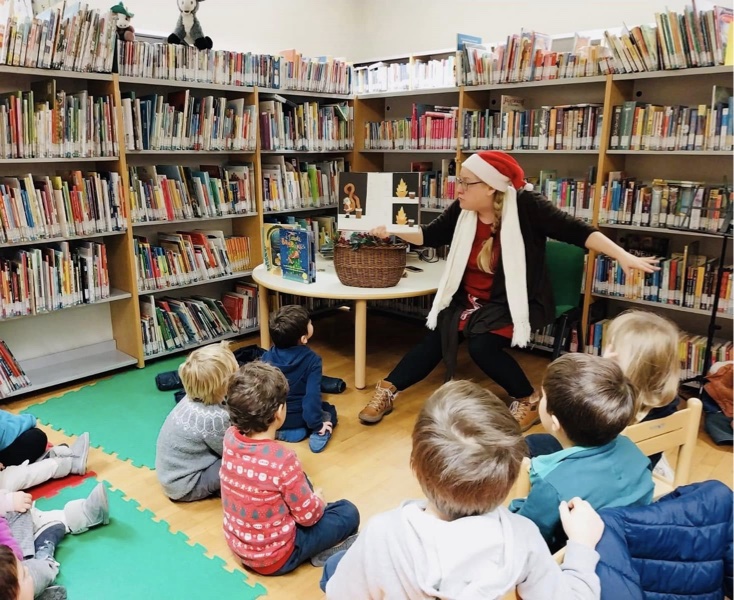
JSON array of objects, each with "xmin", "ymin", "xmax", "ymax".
[{"xmin": 220, "ymin": 361, "xmax": 359, "ymax": 575}]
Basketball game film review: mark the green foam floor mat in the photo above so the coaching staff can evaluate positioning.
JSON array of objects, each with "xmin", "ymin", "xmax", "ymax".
[
  {"xmin": 23, "ymin": 357, "xmax": 185, "ymax": 469},
  {"xmin": 34, "ymin": 478, "xmax": 267, "ymax": 599}
]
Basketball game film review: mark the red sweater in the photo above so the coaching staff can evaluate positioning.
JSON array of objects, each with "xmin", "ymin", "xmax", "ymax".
[
  {"xmin": 459, "ymin": 220, "xmax": 513, "ymax": 338},
  {"xmin": 220, "ymin": 427, "xmax": 325, "ymax": 574}
]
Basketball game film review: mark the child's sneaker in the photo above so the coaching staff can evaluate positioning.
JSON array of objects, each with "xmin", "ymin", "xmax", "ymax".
[
  {"xmin": 69, "ymin": 432, "xmax": 90, "ymax": 475},
  {"xmin": 275, "ymin": 428, "xmax": 308, "ymax": 443},
  {"xmin": 310, "ymin": 533, "xmax": 359, "ymax": 567},
  {"xmin": 308, "ymin": 430, "xmax": 331, "ymax": 453}
]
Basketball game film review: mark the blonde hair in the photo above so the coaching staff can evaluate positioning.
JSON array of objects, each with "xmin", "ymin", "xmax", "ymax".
[
  {"xmin": 476, "ymin": 190, "xmax": 505, "ymax": 274},
  {"xmin": 178, "ymin": 341, "xmax": 238, "ymax": 405},
  {"xmin": 605, "ymin": 310, "xmax": 680, "ymax": 421},
  {"xmin": 411, "ymin": 380, "xmax": 526, "ymax": 520}
]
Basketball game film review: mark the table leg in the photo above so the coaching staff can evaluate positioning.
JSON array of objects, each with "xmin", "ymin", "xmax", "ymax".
[
  {"xmin": 258, "ymin": 285, "xmax": 271, "ymax": 349},
  {"xmin": 354, "ymin": 299, "xmax": 367, "ymax": 390}
]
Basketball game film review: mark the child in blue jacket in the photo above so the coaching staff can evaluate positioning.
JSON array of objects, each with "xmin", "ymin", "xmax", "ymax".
[
  {"xmin": 0, "ymin": 410, "xmax": 47, "ymax": 467},
  {"xmin": 510, "ymin": 353, "xmax": 654, "ymax": 551},
  {"xmin": 262, "ymin": 305, "xmax": 336, "ymax": 453}
]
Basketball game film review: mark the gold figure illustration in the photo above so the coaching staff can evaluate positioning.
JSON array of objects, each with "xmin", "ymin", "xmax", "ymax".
[
  {"xmin": 396, "ymin": 178, "xmax": 408, "ymax": 198},
  {"xmin": 396, "ymin": 206, "xmax": 408, "ymax": 225}
]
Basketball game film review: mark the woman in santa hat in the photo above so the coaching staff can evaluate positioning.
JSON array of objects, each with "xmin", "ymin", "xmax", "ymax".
[{"xmin": 360, "ymin": 150, "xmax": 658, "ymax": 430}]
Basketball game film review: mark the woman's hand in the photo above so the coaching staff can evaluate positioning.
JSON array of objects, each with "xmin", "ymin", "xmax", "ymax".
[
  {"xmin": 370, "ymin": 225, "xmax": 389, "ymax": 239},
  {"xmin": 617, "ymin": 251, "xmax": 660, "ymax": 278}
]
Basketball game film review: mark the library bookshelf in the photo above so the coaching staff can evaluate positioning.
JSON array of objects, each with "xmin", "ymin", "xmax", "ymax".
[{"xmin": 2, "ymin": 62, "xmax": 731, "ymax": 398}]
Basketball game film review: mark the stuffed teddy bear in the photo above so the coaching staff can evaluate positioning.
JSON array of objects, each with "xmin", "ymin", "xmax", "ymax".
[
  {"xmin": 110, "ymin": 2, "xmax": 135, "ymax": 42},
  {"xmin": 167, "ymin": 0, "xmax": 213, "ymax": 50}
]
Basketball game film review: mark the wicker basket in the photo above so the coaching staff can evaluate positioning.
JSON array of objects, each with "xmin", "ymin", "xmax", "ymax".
[{"xmin": 334, "ymin": 243, "xmax": 408, "ymax": 288}]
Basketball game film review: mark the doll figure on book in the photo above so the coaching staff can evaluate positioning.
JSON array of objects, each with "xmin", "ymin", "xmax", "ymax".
[
  {"xmin": 110, "ymin": 2, "xmax": 135, "ymax": 42},
  {"xmin": 168, "ymin": 0, "xmax": 213, "ymax": 50}
]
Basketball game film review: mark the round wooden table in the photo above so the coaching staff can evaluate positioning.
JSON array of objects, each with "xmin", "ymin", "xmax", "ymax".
[{"xmin": 252, "ymin": 257, "xmax": 443, "ymax": 389}]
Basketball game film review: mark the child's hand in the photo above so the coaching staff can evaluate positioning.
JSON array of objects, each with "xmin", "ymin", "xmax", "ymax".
[
  {"xmin": 559, "ymin": 497, "xmax": 604, "ymax": 549},
  {"xmin": 12, "ymin": 492, "xmax": 32, "ymax": 513},
  {"xmin": 318, "ymin": 421, "xmax": 333, "ymax": 436},
  {"xmin": 314, "ymin": 487, "xmax": 326, "ymax": 503},
  {"xmin": 0, "ymin": 463, "xmax": 4, "ymax": 471}
]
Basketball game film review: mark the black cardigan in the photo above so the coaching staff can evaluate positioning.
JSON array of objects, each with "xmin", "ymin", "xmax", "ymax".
[{"xmin": 419, "ymin": 192, "xmax": 597, "ymax": 380}]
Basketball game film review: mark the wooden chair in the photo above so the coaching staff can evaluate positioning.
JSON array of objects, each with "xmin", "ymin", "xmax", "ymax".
[{"xmin": 622, "ymin": 397, "xmax": 702, "ymax": 498}]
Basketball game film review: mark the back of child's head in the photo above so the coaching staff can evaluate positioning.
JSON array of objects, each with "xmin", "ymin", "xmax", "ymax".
[
  {"xmin": 410, "ymin": 380, "xmax": 527, "ymax": 520},
  {"xmin": 226, "ymin": 361, "xmax": 288, "ymax": 435},
  {"xmin": 543, "ymin": 353, "xmax": 636, "ymax": 447},
  {"xmin": 269, "ymin": 305, "xmax": 310, "ymax": 348},
  {"xmin": 605, "ymin": 310, "xmax": 680, "ymax": 418},
  {"xmin": 178, "ymin": 341, "xmax": 238, "ymax": 405},
  {"xmin": 0, "ymin": 545, "xmax": 19, "ymax": 600}
]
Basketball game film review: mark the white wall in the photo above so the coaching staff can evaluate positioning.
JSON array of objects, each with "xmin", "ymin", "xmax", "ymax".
[{"xmin": 83, "ymin": 0, "xmax": 361, "ymax": 58}]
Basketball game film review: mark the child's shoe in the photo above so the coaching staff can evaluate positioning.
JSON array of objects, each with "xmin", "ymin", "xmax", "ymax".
[
  {"xmin": 310, "ymin": 533, "xmax": 359, "ymax": 567},
  {"xmin": 275, "ymin": 428, "xmax": 308, "ymax": 443},
  {"xmin": 63, "ymin": 482, "xmax": 109, "ymax": 534},
  {"xmin": 69, "ymin": 433, "xmax": 90, "ymax": 475},
  {"xmin": 308, "ymin": 430, "xmax": 331, "ymax": 453},
  {"xmin": 38, "ymin": 586, "xmax": 67, "ymax": 600}
]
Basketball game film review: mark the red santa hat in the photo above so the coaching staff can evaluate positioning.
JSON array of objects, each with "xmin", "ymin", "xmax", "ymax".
[{"xmin": 462, "ymin": 151, "xmax": 533, "ymax": 347}]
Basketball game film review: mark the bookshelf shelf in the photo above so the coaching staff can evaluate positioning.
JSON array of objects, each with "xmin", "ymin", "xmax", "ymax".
[
  {"xmin": 0, "ymin": 230, "xmax": 126, "ymax": 249},
  {"xmin": 126, "ymin": 150, "xmax": 256, "ymax": 156},
  {"xmin": 360, "ymin": 149, "xmax": 457, "ymax": 154},
  {"xmin": 117, "ymin": 75, "xmax": 255, "ymax": 93},
  {"xmin": 265, "ymin": 205, "xmax": 338, "ymax": 216},
  {"xmin": 0, "ymin": 289, "xmax": 132, "ymax": 324},
  {"xmin": 465, "ymin": 75, "xmax": 608, "ymax": 92},
  {"xmin": 613, "ymin": 65, "xmax": 732, "ymax": 81},
  {"xmin": 141, "ymin": 271, "xmax": 254, "ymax": 296},
  {"xmin": 0, "ymin": 157, "xmax": 118, "ymax": 164},
  {"xmin": 7, "ymin": 341, "xmax": 138, "ymax": 399},
  {"xmin": 144, "ymin": 324, "xmax": 260, "ymax": 361},
  {"xmin": 605, "ymin": 150, "xmax": 731, "ymax": 156},
  {"xmin": 0, "ymin": 66, "xmax": 114, "ymax": 81},
  {"xmin": 356, "ymin": 86, "xmax": 460, "ymax": 99},
  {"xmin": 598, "ymin": 223, "xmax": 726, "ymax": 239},
  {"xmin": 260, "ymin": 150, "xmax": 353, "ymax": 155},
  {"xmin": 591, "ymin": 293, "xmax": 732, "ymax": 319},
  {"xmin": 257, "ymin": 87, "xmax": 352, "ymax": 100},
  {"xmin": 132, "ymin": 214, "xmax": 257, "ymax": 228}
]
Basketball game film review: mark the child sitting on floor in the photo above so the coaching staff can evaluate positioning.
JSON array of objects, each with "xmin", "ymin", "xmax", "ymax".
[
  {"xmin": 321, "ymin": 380, "xmax": 606, "ymax": 599},
  {"xmin": 510, "ymin": 353, "xmax": 653, "ymax": 551},
  {"xmin": 221, "ymin": 361, "xmax": 359, "ymax": 575},
  {"xmin": 155, "ymin": 342, "xmax": 238, "ymax": 502},
  {"xmin": 262, "ymin": 305, "xmax": 337, "ymax": 453},
  {"xmin": 0, "ymin": 410, "xmax": 48, "ymax": 467},
  {"xmin": 0, "ymin": 481, "xmax": 110, "ymax": 599},
  {"xmin": 525, "ymin": 310, "xmax": 681, "ymax": 469}
]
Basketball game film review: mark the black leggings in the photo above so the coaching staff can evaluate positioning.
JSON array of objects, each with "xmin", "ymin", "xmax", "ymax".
[
  {"xmin": 386, "ymin": 327, "xmax": 534, "ymax": 399},
  {"xmin": 0, "ymin": 427, "xmax": 48, "ymax": 466}
]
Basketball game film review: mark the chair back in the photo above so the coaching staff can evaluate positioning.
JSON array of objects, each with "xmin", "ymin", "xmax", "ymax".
[
  {"xmin": 545, "ymin": 240, "xmax": 585, "ymax": 318},
  {"xmin": 623, "ymin": 397, "xmax": 702, "ymax": 492}
]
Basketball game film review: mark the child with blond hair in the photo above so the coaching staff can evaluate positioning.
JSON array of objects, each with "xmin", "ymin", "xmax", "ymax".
[
  {"xmin": 322, "ymin": 380, "xmax": 606, "ymax": 599},
  {"xmin": 155, "ymin": 341, "xmax": 238, "ymax": 502}
]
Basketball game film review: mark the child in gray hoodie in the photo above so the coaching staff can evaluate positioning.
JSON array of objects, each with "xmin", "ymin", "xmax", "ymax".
[{"xmin": 321, "ymin": 380, "xmax": 605, "ymax": 600}]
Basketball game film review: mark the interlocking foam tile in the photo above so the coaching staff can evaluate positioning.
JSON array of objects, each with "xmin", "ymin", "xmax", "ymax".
[
  {"xmin": 22, "ymin": 357, "xmax": 186, "ymax": 469},
  {"xmin": 34, "ymin": 478, "xmax": 267, "ymax": 600},
  {"xmin": 28, "ymin": 471, "xmax": 97, "ymax": 500}
]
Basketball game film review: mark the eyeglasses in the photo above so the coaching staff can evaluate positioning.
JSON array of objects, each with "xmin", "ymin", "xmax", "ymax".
[{"xmin": 456, "ymin": 177, "xmax": 484, "ymax": 191}]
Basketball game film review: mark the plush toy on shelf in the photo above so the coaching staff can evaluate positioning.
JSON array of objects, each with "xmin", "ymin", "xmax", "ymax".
[
  {"xmin": 167, "ymin": 0, "xmax": 213, "ymax": 50},
  {"xmin": 110, "ymin": 2, "xmax": 135, "ymax": 42}
]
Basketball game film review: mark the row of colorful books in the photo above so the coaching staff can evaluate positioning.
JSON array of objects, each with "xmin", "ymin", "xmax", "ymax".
[
  {"xmin": 133, "ymin": 232, "xmax": 253, "ymax": 293},
  {"xmin": 411, "ymin": 159, "xmax": 457, "ymax": 209},
  {"xmin": 117, "ymin": 42, "xmax": 353, "ymax": 95},
  {"xmin": 599, "ymin": 176, "xmax": 730, "ymax": 233},
  {"xmin": 535, "ymin": 168, "xmax": 598, "ymax": 222},
  {"xmin": 0, "ymin": 170, "xmax": 126, "ymax": 244},
  {"xmin": 0, "ymin": 1, "xmax": 117, "ymax": 72},
  {"xmin": 610, "ymin": 89, "xmax": 733, "ymax": 152},
  {"xmin": 259, "ymin": 96, "xmax": 353, "ymax": 151},
  {"xmin": 0, "ymin": 240, "xmax": 109, "ymax": 319},
  {"xmin": 139, "ymin": 288, "xmax": 257, "ymax": 357},
  {"xmin": 363, "ymin": 104, "xmax": 459, "ymax": 150},
  {"xmin": 0, "ymin": 85, "xmax": 118, "ymax": 159},
  {"xmin": 261, "ymin": 157, "xmax": 345, "ymax": 212},
  {"xmin": 0, "ymin": 338, "xmax": 29, "ymax": 398},
  {"xmin": 120, "ymin": 91, "xmax": 257, "ymax": 153},
  {"xmin": 353, "ymin": 56, "xmax": 458, "ymax": 94},
  {"xmin": 128, "ymin": 164, "xmax": 256, "ymax": 224},
  {"xmin": 462, "ymin": 99, "xmax": 604, "ymax": 152}
]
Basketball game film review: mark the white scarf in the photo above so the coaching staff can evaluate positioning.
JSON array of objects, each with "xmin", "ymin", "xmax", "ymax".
[{"xmin": 426, "ymin": 157, "xmax": 531, "ymax": 348}]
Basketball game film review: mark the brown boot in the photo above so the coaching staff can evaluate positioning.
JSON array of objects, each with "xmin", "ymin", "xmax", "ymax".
[
  {"xmin": 359, "ymin": 380, "xmax": 398, "ymax": 424},
  {"xmin": 510, "ymin": 391, "xmax": 541, "ymax": 432}
]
